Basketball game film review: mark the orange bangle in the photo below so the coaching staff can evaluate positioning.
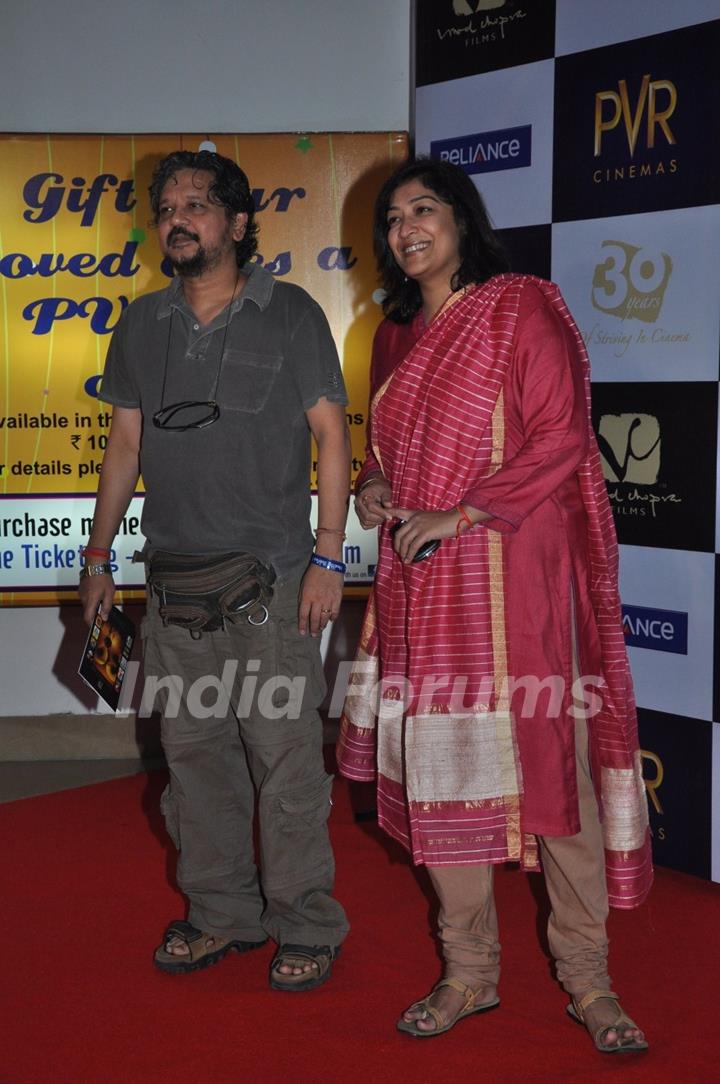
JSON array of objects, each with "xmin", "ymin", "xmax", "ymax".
[{"xmin": 456, "ymin": 503, "xmax": 473, "ymax": 538}]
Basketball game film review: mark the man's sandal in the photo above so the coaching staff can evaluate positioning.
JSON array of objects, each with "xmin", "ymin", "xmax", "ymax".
[
  {"xmin": 567, "ymin": 989, "xmax": 648, "ymax": 1053},
  {"xmin": 396, "ymin": 978, "xmax": 500, "ymax": 1039},
  {"xmin": 153, "ymin": 920, "xmax": 267, "ymax": 975},
  {"xmin": 269, "ymin": 943, "xmax": 340, "ymax": 992}
]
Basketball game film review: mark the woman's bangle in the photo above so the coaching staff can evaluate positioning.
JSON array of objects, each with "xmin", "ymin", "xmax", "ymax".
[
  {"xmin": 314, "ymin": 527, "xmax": 347, "ymax": 539},
  {"xmin": 357, "ymin": 474, "xmax": 383, "ymax": 494},
  {"xmin": 456, "ymin": 503, "xmax": 474, "ymax": 538},
  {"xmin": 310, "ymin": 554, "xmax": 347, "ymax": 574}
]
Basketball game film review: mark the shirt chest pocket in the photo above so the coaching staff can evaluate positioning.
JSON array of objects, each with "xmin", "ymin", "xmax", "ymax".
[{"xmin": 220, "ymin": 348, "xmax": 282, "ymax": 414}]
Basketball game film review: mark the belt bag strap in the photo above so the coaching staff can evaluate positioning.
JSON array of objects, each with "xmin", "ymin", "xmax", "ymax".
[{"xmin": 146, "ymin": 550, "xmax": 277, "ymax": 637}]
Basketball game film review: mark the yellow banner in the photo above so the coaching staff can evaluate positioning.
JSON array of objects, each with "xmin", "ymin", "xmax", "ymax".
[{"xmin": 0, "ymin": 132, "xmax": 407, "ymax": 604}]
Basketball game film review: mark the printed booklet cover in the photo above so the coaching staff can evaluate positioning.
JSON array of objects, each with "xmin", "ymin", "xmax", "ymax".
[{"xmin": 78, "ymin": 605, "xmax": 136, "ymax": 711}]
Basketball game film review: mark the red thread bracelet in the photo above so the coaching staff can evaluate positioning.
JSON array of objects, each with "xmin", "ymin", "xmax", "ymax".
[
  {"xmin": 455, "ymin": 503, "xmax": 473, "ymax": 538},
  {"xmin": 83, "ymin": 546, "xmax": 111, "ymax": 558}
]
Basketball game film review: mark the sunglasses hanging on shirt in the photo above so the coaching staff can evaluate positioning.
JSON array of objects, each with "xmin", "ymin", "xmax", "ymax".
[{"xmin": 152, "ymin": 273, "xmax": 240, "ymax": 432}]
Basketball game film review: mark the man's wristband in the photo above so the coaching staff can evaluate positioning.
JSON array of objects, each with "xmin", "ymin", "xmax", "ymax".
[
  {"xmin": 79, "ymin": 563, "xmax": 113, "ymax": 579},
  {"xmin": 310, "ymin": 554, "xmax": 346, "ymax": 574},
  {"xmin": 82, "ymin": 545, "xmax": 111, "ymax": 559}
]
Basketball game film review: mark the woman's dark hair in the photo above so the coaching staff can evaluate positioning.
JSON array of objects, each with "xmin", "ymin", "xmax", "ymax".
[
  {"xmin": 373, "ymin": 156, "xmax": 509, "ymax": 323},
  {"xmin": 149, "ymin": 149, "xmax": 258, "ymax": 266}
]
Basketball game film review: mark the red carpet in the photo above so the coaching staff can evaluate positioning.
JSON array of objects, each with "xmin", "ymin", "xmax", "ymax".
[{"xmin": 2, "ymin": 767, "xmax": 717, "ymax": 1084}]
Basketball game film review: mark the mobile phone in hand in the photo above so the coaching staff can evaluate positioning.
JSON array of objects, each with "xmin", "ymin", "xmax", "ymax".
[{"xmin": 389, "ymin": 520, "xmax": 441, "ymax": 562}]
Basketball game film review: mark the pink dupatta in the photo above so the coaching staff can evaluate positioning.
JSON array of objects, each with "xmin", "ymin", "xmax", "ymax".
[{"xmin": 337, "ymin": 274, "xmax": 652, "ymax": 908}]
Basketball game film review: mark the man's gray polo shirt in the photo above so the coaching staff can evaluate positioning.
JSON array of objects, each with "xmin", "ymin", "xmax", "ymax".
[{"xmin": 100, "ymin": 263, "xmax": 348, "ymax": 578}]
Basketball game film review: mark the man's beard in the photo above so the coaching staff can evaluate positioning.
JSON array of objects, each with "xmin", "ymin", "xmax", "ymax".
[
  {"xmin": 166, "ymin": 226, "xmax": 234, "ymax": 278},
  {"xmin": 169, "ymin": 246, "xmax": 210, "ymax": 277}
]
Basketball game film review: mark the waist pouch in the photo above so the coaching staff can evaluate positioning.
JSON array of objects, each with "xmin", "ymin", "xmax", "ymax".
[{"xmin": 144, "ymin": 550, "xmax": 277, "ymax": 637}]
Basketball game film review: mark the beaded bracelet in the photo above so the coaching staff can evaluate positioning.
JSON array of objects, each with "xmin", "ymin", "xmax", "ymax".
[{"xmin": 311, "ymin": 554, "xmax": 347, "ymax": 573}]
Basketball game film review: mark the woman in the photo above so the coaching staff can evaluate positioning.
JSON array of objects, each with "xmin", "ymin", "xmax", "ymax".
[{"xmin": 337, "ymin": 158, "xmax": 651, "ymax": 1051}]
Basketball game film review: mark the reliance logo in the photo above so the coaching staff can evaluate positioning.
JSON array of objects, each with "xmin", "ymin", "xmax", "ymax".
[
  {"xmin": 430, "ymin": 125, "xmax": 532, "ymax": 176},
  {"xmin": 622, "ymin": 604, "xmax": 688, "ymax": 655}
]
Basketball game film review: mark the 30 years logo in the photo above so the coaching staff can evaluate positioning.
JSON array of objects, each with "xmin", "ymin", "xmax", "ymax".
[{"xmin": 592, "ymin": 241, "xmax": 672, "ymax": 323}]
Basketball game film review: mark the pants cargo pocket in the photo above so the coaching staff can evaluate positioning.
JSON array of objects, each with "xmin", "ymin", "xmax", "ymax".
[
  {"xmin": 262, "ymin": 774, "xmax": 335, "ymax": 891},
  {"xmin": 275, "ymin": 619, "xmax": 327, "ymax": 716},
  {"xmin": 160, "ymin": 784, "xmax": 181, "ymax": 850}
]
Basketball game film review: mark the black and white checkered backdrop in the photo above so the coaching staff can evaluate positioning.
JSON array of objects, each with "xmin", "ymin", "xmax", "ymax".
[{"xmin": 415, "ymin": 0, "xmax": 720, "ymax": 882}]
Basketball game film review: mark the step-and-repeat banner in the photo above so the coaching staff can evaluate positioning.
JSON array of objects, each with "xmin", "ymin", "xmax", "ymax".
[
  {"xmin": 415, "ymin": 0, "xmax": 720, "ymax": 882},
  {"xmin": 0, "ymin": 132, "xmax": 408, "ymax": 604}
]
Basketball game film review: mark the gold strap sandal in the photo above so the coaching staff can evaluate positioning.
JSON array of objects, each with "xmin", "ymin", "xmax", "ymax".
[
  {"xmin": 567, "ymin": 988, "xmax": 648, "ymax": 1053},
  {"xmin": 397, "ymin": 977, "xmax": 500, "ymax": 1039}
]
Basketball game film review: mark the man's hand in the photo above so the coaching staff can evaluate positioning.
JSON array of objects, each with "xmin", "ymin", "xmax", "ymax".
[
  {"xmin": 79, "ymin": 572, "xmax": 116, "ymax": 625},
  {"xmin": 355, "ymin": 475, "xmax": 393, "ymax": 529},
  {"xmin": 298, "ymin": 563, "xmax": 343, "ymax": 637}
]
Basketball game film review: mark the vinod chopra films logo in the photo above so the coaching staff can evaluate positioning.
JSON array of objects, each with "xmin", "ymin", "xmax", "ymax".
[
  {"xmin": 597, "ymin": 413, "xmax": 682, "ymax": 520},
  {"xmin": 593, "ymin": 73, "xmax": 678, "ymax": 185}
]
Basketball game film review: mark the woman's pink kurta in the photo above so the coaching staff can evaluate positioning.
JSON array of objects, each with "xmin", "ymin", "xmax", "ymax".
[{"xmin": 337, "ymin": 275, "xmax": 652, "ymax": 909}]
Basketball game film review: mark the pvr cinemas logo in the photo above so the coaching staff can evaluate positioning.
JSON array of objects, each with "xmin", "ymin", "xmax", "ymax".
[
  {"xmin": 593, "ymin": 74, "xmax": 678, "ymax": 184},
  {"xmin": 641, "ymin": 749, "xmax": 664, "ymax": 815},
  {"xmin": 622, "ymin": 604, "xmax": 688, "ymax": 654}
]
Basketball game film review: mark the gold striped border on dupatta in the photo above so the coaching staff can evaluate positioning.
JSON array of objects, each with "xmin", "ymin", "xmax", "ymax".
[
  {"xmin": 601, "ymin": 750, "xmax": 651, "ymax": 853},
  {"xmin": 341, "ymin": 644, "xmax": 380, "ymax": 734},
  {"xmin": 486, "ymin": 389, "xmax": 523, "ymax": 861}
]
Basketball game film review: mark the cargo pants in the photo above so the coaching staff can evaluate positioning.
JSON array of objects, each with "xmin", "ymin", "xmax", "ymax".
[{"xmin": 142, "ymin": 575, "xmax": 349, "ymax": 948}]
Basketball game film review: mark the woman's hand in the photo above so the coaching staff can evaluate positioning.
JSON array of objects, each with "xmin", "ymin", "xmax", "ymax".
[
  {"xmin": 355, "ymin": 475, "xmax": 393, "ymax": 529},
  {"xmin": 386, "ymin": 507, "xmax": 462, "ymax": 563}
]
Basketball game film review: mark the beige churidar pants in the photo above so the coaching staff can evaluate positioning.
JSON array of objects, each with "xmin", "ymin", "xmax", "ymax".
[{"xmin": 428, "ymin": 715, "xmax": 611, "ymax": 999}]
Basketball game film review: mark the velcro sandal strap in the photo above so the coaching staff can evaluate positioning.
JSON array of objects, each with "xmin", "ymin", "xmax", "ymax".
[{"xmin": 164, "ymin": 920, "xmax": 203, "ymax": 946}]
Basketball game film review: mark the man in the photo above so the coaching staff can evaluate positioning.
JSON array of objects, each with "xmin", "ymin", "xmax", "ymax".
[{"xmin": 79, "ymin": 149, "xmax": 350, "ymax": 991}]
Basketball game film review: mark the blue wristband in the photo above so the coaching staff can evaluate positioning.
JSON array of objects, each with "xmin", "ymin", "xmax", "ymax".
[{"xmin": 311, "ymin": 553, "xmax": 346, "ymax": 574}]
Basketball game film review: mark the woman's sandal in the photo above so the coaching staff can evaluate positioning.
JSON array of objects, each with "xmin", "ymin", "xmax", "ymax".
[
  {"xmin": 269, "ymin": 943, "xmax": 340, "ymax": 992},
  {"xmin": 567, "ymin": 989, "xmax": 648, "ymax": 1053},
  {"xmin": 396, "ymin": 978, "xmax": 500, "ymax": 1039},
  {"xmin": 153, "ymin": 919, "xmax": 267, "ymax": 975}
]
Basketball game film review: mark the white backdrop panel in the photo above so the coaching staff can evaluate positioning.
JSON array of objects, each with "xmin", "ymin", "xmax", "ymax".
[
  {"xmin": 555, "ymin": 0, "xmax": 719, "ymax": 56},
  {"xmin": 552, "ymin": 206, "xmax": 720, "ymax": 383},
  {"xmin": 415, "ymin": 60, "xmax": 555, "ymax": 229},
  {"xmin": 619, "ymin": 545, "xmax": 715, "ymax": 720}
]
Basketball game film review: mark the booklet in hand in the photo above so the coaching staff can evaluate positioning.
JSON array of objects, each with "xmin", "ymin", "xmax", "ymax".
[{"xmin": 78, "ymin": 605, "xmax": 136, "ymax": 711}]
